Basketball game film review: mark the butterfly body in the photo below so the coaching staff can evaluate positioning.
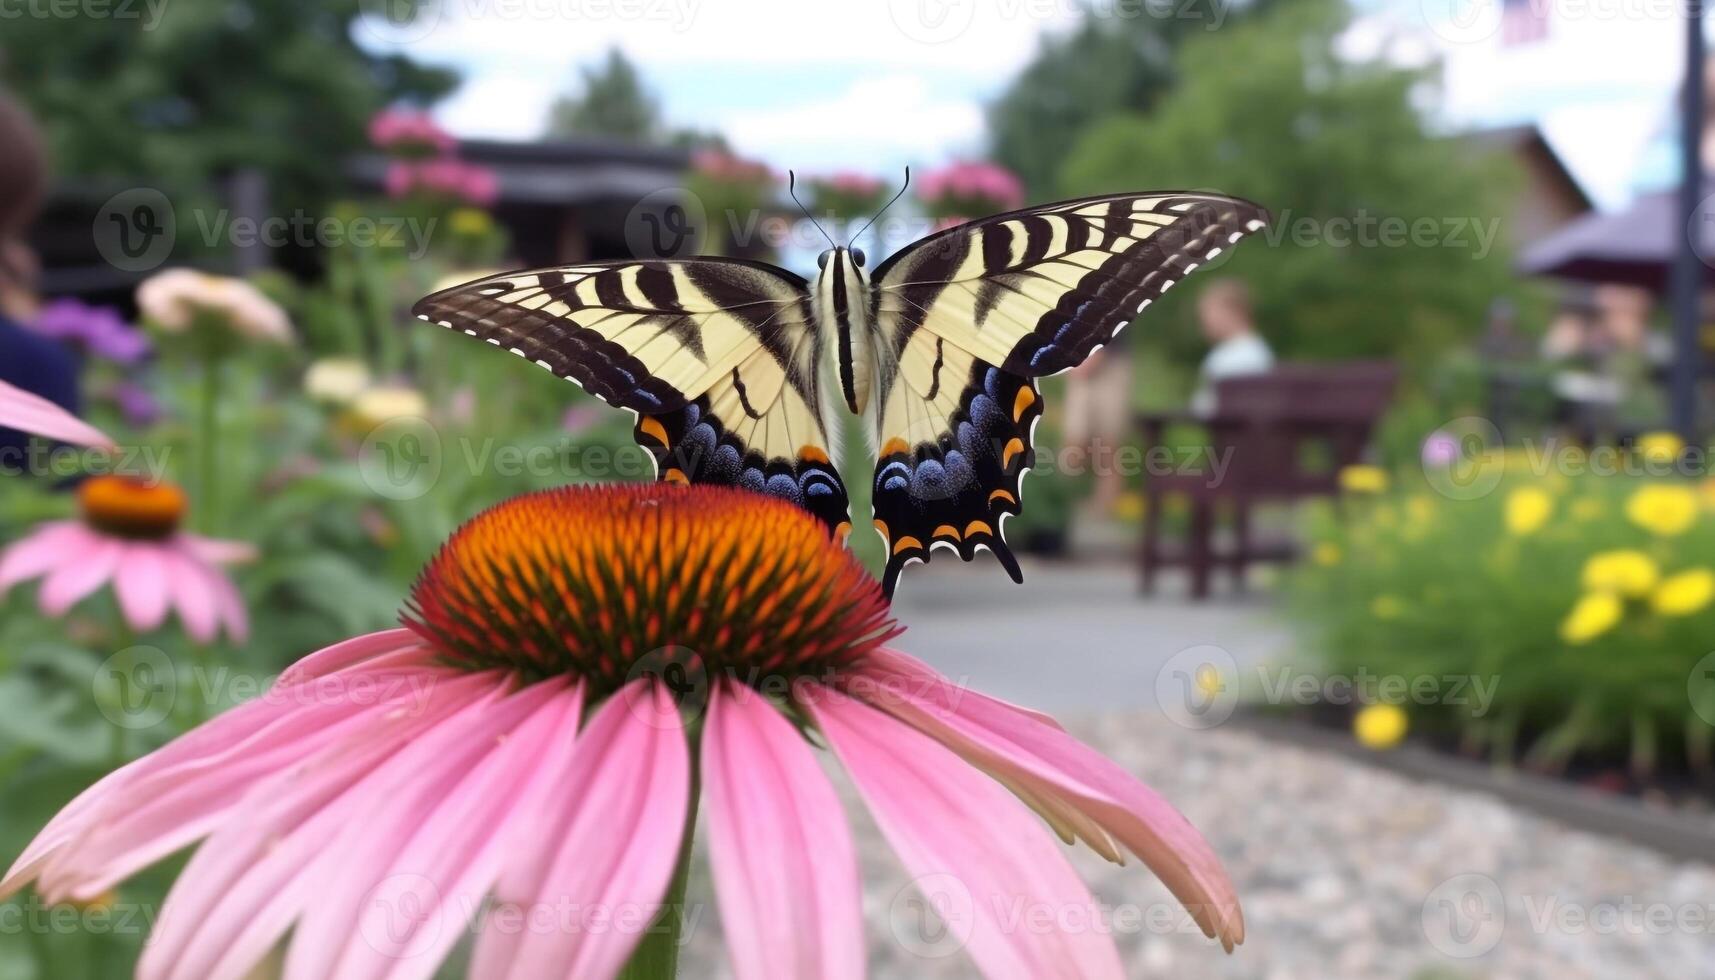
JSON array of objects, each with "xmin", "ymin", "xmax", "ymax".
[{"xmin": 414, "ymin": 191, "xmax": 1268, "ymax": 597}]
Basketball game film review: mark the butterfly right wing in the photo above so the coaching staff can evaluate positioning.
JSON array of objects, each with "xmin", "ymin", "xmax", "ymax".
[{"xmin": 413, "ymin": 260, "xmax": 850, "ymax": 532}]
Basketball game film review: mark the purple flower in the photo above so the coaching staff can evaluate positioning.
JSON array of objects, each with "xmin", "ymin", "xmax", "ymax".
[
  {"xmin": 29, "ymin": 299, "xmax": 151, "ymax": 364},
  {"xmin": 110, "ymin": 380, "xmax": 162, "ymax": 427},
  {"xmin": 1421, "ymin": 431, "xmax": 1461, "ymax": 468}
]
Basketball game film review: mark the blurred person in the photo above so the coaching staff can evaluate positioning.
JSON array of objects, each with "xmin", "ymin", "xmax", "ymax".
[
  {"xmin": 1190, "ymin": 278, "xmax": 1274, "ymax": 416},
  {"xmin": 0, "ymin": 90, "xmax": 81, "ymax": 464},
  {"xmin": 1061, "ymin": 341, "xmax": 1133, "ymax": 516}
]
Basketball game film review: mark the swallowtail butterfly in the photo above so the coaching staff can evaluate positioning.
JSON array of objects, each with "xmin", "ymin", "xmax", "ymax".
[{"xmin": 413, "ymin": 190, "xmax": 1268, "ymax": 597}]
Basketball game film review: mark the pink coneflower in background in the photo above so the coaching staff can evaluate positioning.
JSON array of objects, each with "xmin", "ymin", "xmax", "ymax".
[
  {"xmin": 918, "ymin": 160, "xmax": 1027, "ymax": 219},
  {"xmin": 368, "ymin": 108, "xmax": 457, "ymax": 156},
  {"xmin": 1, "ymin": 483, "xmax": 1242, "ymax": 979},
  {"xmin": 136, "ymin": 269, "xmax": 291, "ymax": 343},
  {"xmin": 0, "ymin": 475, "xmax": 252, "ymax": 644}
]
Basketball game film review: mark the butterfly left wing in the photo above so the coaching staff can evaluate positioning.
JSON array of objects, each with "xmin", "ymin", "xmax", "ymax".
[
  {"xmin": 412, "ymin": 260, "xmax": 850, "ymax": 533},
  {"xmin": 868, "ymin": 191, "xmax": 1268, "ymax": 595}
]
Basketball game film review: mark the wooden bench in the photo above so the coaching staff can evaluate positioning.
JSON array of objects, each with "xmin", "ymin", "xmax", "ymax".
[{"xmin": 1136, "ymin": 362, "xmax": 1399, "ymax": 599}]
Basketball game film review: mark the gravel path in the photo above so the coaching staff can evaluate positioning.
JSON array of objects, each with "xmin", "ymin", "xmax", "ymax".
[{"xmin": 677, "ymin": 710, "xmax": 1715, "ymax": 979}]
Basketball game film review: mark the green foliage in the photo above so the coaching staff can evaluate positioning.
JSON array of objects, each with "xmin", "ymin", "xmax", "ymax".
[
  {"xmin": 1058, "ymin": 0, "xmax": 1519, "ymax": 367},
  {"xmin": 546, "ymin": 48, "xmax": 661, "ymax": 141},
  {"xmin": 0, "ymin": 0, "xmax": 456, "ymax": 209},
  {"xmin": 987, "ymin": 0, "xmax": 1284, "ymax": 196},
  {"xmin": 1289, "ymin": 456, "xmax": 1715, "ymax": 775}
]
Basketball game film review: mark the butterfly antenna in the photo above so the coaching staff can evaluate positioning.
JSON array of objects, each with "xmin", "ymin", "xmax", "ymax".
[
  {"xmin": 788, "ymin": 171, "xmax": 837, "ymax": 250},
  {"xmin": 848, "ymin": 166, "xmax": 910, "ymax": 249}
]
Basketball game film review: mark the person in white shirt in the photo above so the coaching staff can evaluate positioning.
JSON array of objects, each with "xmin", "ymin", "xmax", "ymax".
[{"xmin": 1190, "ymin": 279, "xmax": 1274, "ymax": 416}]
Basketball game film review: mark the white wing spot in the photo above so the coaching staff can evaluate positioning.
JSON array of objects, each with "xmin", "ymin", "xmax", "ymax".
[
  {"xmin": 508, "ymin": 347, "xmax": 525, "ymax": 357},
  {"xmin": 1245, "ymin": 220, "xmax": 1264, "ymax": 231},
  {"xmin": 1136, "ymin": 299, "xmax": 1153, "ymax": 312},
  {"xmin": 1228, "ymin": 232, "xmax": 1244, "ymax": 243},
  {"xmin": 462, "ymin": 328, "xmax": 477, "ymax": 337},
  {"xmin": 485, "ymin": 338, "xmax": 501, "ymax": 346},
  {"xmin": 535, "ymin": 359, "xmax": 553, "ymax": 371},
  {"xmin": 1206, "ymin": 247, "xmax": 1224, "ymax": 259},
  {"xmin": 1159, "ymin": 279, "xmax": 1176, "ymax": 292},
  {"xmin": 1183, "ymin": 262, "xmax": 1200, "ymax": 274}
]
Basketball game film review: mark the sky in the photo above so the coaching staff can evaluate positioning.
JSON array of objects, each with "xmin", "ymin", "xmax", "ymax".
[{"xmin": 356, "ymin": 0, "xmax": 1694, "ymax": 210}]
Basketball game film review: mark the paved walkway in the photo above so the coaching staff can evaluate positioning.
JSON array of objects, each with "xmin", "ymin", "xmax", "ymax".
[{"xmin": 674, "ymin": 562, "xmax": 1715, "ymax": 979}]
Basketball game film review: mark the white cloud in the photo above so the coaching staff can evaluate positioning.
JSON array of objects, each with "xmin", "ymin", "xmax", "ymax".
[{"xmin": 716, "ymin": 75, "xmax": 987, "ymax": 172}]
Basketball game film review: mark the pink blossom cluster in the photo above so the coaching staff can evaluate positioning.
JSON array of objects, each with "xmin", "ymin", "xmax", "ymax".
[
  {"xmin": 366, "ymin": 109, "xmax": 456, "ymax": 155},
  {"xmin": 691, "ymin": 148, "xmax": 775, "ymax": 186},
  {"xmin": 384, "ymin": 158, "xmax": 499, "ymax": 207},
  {"xmin": 918, "ymin": 160, "xmax": 1026, "ymax": 212},
  {"xmin": 815, "ymin": 171, "xmax": 884, "ymax": 196}
]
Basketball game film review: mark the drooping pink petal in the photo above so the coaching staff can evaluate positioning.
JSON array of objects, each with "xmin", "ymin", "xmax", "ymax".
[
  {"xmin": 178, "ymin": 533, "xmax": 259, "ymax": 566},
  {"xmin": 137, "ymin": 670, "xmax": 513, "ymax": 980},
  {"xmin": 201, "ymin": 558, "xmax": 249, "ymax": 644},
  {"xmin": 293, "ymin": 680, "xmax": 585, "ymax": 980},
  {"xmin": 0, "ymin": 379, "xmax": 117, "ymax": 448},
  {"xmin": 702, "ymin": 684, "xmax": 862, "ymax": 980},
  {"xmin": 114, "ymin": 543, "xmax": 171, "ymax": 633},
  {"xmin": 852, "ymin": 648, "xmax": 1244, "ymax": 950},
  {"xmin": 36, "ymin": 534, "xmax": 123, "ymax": 616},
  {"xmin": 0, "ymin": 632, "xmax": 437, "ymax": 902},
  {"xmin": 163, "ymin": 550, "xmax": 221, "ymax": 644},
  {"xmin": 34, "ymin": 665, "xmax": 480, "ymax": 901},
  {"xmin": 470, "ymin": 682, "xmax": 690, "ymax": 980},
  {"xmin": 0, "ymin": 521, "xmax": 84, "ymax": 591},
  {"xmin": 806, "ymin": 684, "xmax": 1124, "ymax": 980}
]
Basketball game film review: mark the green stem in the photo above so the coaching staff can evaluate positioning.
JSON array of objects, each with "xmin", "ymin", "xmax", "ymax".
[
  {"xmin": 197, "ymin": 348, "xmax": 222, "ymax": 534},
  {"xmin": 618, "ymin": 734, "xmax": 702, "ymax": 980}
]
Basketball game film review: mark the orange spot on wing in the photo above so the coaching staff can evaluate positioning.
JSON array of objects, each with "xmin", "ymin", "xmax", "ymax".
[
  {"xmin": 964, "ymin": 520, "xmax": 993, "ymax": 537},
  {"xmin": 835, "ymin": 521, "xmax": 851, "ymax": 543},
  {"xmin": 663, "ymin": 468, "xmax": 690, "ymax": 485},
  {"xmin": 932, "ymin": 524, "xmax": 961, "ymax": 540},
  {"xmin": 879, "ymin": 437, "xmax": 910, "ymax": 458},
  {"xmin": 638, "ymin": 416, "xmax": 670, "ymax": 446},
  {"xmin": 892, "ymin": 535, "xmax": 923, "ymax": 554},
  {"xmin": 1012, "ymin": 385, "xmax": 1036, "ymax": 420},
  {"xmin": 872, "ymin": 518, "xmax": 890, "ymax": 539},
  {"xmin": 799, "ymin": 445, "xmax": 830, "ymax": 465},
  {"xmin": 988, "ymin": 489, "xmax": 1016, "ymax": 505},
  {"xmin": 1002, "ymin": 438, "xmax": 1025, "ymax": 468}
]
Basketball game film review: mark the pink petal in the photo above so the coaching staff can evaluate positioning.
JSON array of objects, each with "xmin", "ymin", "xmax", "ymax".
[
  {"xmin": 470, "ymin": 682, "xmax": 690, "ymax": 980},
  {"xmin": 163, "ymin": 551, "xmax": 221, "ymax": 644},
  {"xmin": 298, "ymin": 681, "xmax": 585, "ymax": 980},
  {"xmin": 0, "ymin": 522, "xmax": 85, "ymax": 592},
  {"xmin": 114, "ymin": 543, "xmax": 171, "ymax": 633},
  {"xmin": 1, "ymin": 633, "xmax": 434, "ymax": 901},
  {"xmin": 37, "ymin": 535, "xmax": 123, "ymax": 616},
  {"xmin": 138, "ymin": 671, "xmax": 514, "ymax": 980},
  {"xmin": 852, "ymin": 648, "xmax": 1244, "ymax": 950},
  {"xmin": 36, "ymin": 666, "xmax": 482, "ymax": 901},
  {"xmin": 178, "ymin": 533, "xmax": 258, "ymax": 566},
  {"xmin": 0, "ymin": 379, "xmax": 117, "ymax": 448},
  {"xmin": 702, "ymin": 685, "xmax": 862, "ymax": 980},
  {"xmin": 806, "ymin": 684, "xmax": 1125, "ymax": 980},
  {"xmin": 201, "ymin": 559, "xmax": 249, "ymax": 644}
]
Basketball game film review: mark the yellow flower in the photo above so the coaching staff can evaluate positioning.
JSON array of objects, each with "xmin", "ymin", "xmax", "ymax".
[
  {"xmin": 1339, "ymin": 465, "xmax": 1389, "ymax": 494},
  {"xmin": 1626, "ymin": 484, "xmax": 1699, "ymax": 536},
  {"xmin": 1504, "ymin": 486, "xmax": 1554, "ymax": 536},
  {"xmin": 1636, "ymin": 431, "xmax": 1686, "ymax": 466},
  {"xmin": 449, "ymin": 207, "xmax": 494, "ymax": 237},
  {"xmin": 1111, "ymin": 492, "xmax": 1145, "ymax": 522},
  {"xmin": 1312, "ymin": 542, "xmax": 1342, "ymax": 567},
  {"xmin": 1581, "ymin": 550, "xmax": 1660, "ymax": 597},
  {"xmin": 303, "ymin": 357, "xmax": 372, "ymax": 405},
  {"xmin": 350, "ymin": 385, "xmax": 429, "ymax": 427},
  {"xmin": 1406, "ymin": 495, "xmax": 1436, "ymax": 525},
  {"xmin": 1651, "ymin": 568, "xmax": 1715, "ymax": 617},
  {"xmin": 1560, "ymin": 592, "xmax": 1623, "ymax": 644},
  {"xmin": 1353, "ymin": 703, "xmax": 1408, "ymax": 750},
  {"xmin": 1370, "ymin": 594, "xmax": 1404, "ymax": 619}
]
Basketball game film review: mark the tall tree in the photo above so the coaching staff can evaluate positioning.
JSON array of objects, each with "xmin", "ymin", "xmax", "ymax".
[
  {"xmin": 1058, "ymin": 0, "xmax": 1520, "ymax": 364},
  {"xmin": 546, "ymin": 49, "xmax": 660, "ymax": 142},
  {"xmin": 988, "ymin": 0, "xmax": 1279, "ymax": 198},
  {"xmin": 0, "ymin": 0, "xmax": 457, "ymax": 210}
]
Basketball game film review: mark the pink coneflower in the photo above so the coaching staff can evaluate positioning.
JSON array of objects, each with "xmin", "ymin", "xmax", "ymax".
[
  {"xmin": 368, "ymin": 108, "xmax": 456, "ymax": 156},
  {"xmin": 0, "ymin": 475, "xmax": 252, "ymax": 644},
  {"xmin": 1, "ymin": 484, "xmax": 1243, "ymax": 978}
]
